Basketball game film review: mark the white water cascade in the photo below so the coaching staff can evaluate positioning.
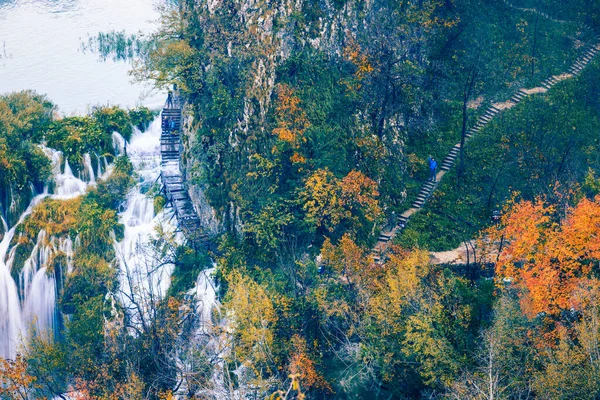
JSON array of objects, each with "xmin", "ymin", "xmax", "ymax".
[
  {"xmin": 0, "ymin": 117, "xmax": 218, "ymax": 367},
  {"xmin": 113, "ymin": 118, "xmax": 180, "ymax": 326},
  {"xmin": 113, "ymin": 117, "xmax": 218, "ymax": 335},
  {"xmin": 0, "ymin": 148, "xmax": 93, "ymax": 359}
]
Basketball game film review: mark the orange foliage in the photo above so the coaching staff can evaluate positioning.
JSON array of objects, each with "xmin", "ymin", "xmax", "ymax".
[
  {"xmin": 321, "ymin": 234, "xmax": 380, "ymax": 289},
  {"xmin": 288, "ymin": 335, "xmax": 331, "ymax": 393},
  {"xmin": 303, "ymin": 169, "xmax": 381, "ymax": 232},
  {"xmin": 0, "ymin": 355, "xmax": 38, "ymax": 398},
  {"xmin": 339, "ymin": 170, "xmax": 382, "ymax": 222},
  {"xmin": 488, "ymin": 196, "xmax": 600, "ymax": 317},
  {"xmin": 272, "ymin": 84, "xmax": 310, "ymax": 147}
]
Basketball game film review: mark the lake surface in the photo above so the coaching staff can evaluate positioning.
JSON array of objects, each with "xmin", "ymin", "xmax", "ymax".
[{"xmin": 0, "ymin": 0, "xmax": 164, "ymax": 114}]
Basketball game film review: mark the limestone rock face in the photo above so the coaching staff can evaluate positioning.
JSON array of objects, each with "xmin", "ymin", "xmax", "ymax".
[{"xmin": 180, "ymin": 0, "xmax": 432, "ymax": 234}]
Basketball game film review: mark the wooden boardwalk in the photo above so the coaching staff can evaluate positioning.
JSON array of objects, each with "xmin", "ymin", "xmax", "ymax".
[
  {"xmin": 372, "ymin": 32, "xmax": 600, "ymax": 263},
  {"xmin": 160, "ymin": 96, "xmax": 210, "ymax": 247}
]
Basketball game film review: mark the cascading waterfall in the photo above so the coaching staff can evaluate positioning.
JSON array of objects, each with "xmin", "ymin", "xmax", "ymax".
[
  {"xmin": 0, "ymin": 116, "xmax": 218, "ymax": 373},
  {"xmin": 0, "ymin": 193, "xmax": 51, "ymax": 359},
  {"xmin": 113, "ymin": 118, "xmax": 178, "ymax": 326},
  {"xmin": 0, "ymin": 147, "xmax": 93, "ymax": 358},
  {"xmin": 112, "ymin": 117, "xmax": 211, "ymax": 331}
]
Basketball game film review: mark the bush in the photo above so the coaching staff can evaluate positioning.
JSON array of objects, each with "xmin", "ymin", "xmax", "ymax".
[
  {"xmin": 129, "ymin": 106, "xmax": 157, "ymax": 132},
  {"xmin": 92, "ymin": 105, "xmax": 133, "ymax": 141}
]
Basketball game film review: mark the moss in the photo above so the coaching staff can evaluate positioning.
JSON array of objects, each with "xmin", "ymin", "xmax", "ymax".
[
  {"xmin": 154, "ymin": 195, "xmax": 166, "ymax": 215},
  {"xmin": 92, "ymin": 105, "xmax": 133, "ymax": 141},
  {"xmin": 168, "ymin": 246, "xmax": 211, "ymax": 297},
  {"xmin": 10, "ymin": 241, "xmax": 35, "ymax": 284}
]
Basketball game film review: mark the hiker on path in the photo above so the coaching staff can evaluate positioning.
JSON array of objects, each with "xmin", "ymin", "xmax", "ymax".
[
  {"xmin": 166, "ymin": 90, "xmax": 174, "ymax": 108},
  {"xmin": 428, "ymin": 156, "xmax": 437, "ymax": 182},
  {"xmin": 169, "ymin": 118, "xmax": 177, "ymax": 133}
]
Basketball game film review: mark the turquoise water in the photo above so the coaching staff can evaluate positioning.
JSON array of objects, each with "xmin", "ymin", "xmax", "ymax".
[{"xmin": 0, "ymin": 0, "xmax": 163, "ymax": 114}]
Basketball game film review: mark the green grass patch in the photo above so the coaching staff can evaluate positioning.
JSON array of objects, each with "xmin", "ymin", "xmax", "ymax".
[{"xmin": 399, "ymin": 59, "xmax": 600, "ymax": 251}]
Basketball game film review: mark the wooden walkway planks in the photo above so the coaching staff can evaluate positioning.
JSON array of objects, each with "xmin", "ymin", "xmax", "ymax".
[{"xmin": 159, "ymin": 97, "xmax": 210, "ymax": 246}]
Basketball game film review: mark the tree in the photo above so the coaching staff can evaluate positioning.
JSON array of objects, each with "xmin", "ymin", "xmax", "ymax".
[
  {"xmin": 0, "ymin": 355, "xmax": 38, "ymax": 400},
  {"xmin": 447, "ymin": 290, "xmax": 534, "ymax": 400},
  {"xmin": 222, "ymin": 270, "xmax": 279, "ymax": 394},
  {"xmin": 488, "ymin": 196, "xmax": 600, "ymax": 317}
]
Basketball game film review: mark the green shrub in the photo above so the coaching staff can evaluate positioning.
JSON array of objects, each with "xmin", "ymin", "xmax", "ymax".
[
  {"xmin": 129, "ymin": 106, "xmax": 157, "ymax": 132},
  {"xmin": 92, "ymin": 105, "xmax": 133, "ymax": 141}
]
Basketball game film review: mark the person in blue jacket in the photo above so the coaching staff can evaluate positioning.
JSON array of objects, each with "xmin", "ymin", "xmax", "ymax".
[{"xmin": 428, "ymin": 156, "xmax": 437, "ymax": 182}]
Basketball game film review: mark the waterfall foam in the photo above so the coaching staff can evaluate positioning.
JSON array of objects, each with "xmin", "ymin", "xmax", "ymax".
[
  {"xmin": 113, "ymin": 118, "xmax": 181, "ymax": 331},
  {"xmin": 0, "ymin": 193, "xmax": 50, "ymax": 359},
  {"xmin": 0, "ymin": 147, "xmax": 92, "ymax": 358}
]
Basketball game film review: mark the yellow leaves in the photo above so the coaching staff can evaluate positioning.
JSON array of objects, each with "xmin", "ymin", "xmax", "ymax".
[
  {"xmin": 322, "ymin": 234, "xmax": 371, "ymax": 284},
  {"xmin": 342, "ymin": 38, "xmax": 374, "ymax": 92},
  {"xmin": 368, "ymin": 248, "xmax": 430, "ymax": 334},
  {"xmin": 224, "ymin": 270, "xmax": 277, "ymax": 365},
  {"xmin": 303, "ymin": 169, "xmax": 346, "ymax": 231},
  {"xmin": 0, "ymin": 355, "xmax": 38, "ymax": 398},
  {"xmin": 302, "ymin": 169, "xmax": 381, "ymax": 232},
  {"xmin": 343, "ymin": 39, "xmax": 373, "ymax": 78},
  {"xmin": 23, "ymin": 197, "xmax": 81, "ymax": 241},
  {"xmin": 273, "ymin": 127, "xmax": 296, "ymax": 143}
]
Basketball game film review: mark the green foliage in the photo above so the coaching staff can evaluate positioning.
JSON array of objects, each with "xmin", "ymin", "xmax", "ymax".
[
  {"xmin": 0, "ymin": 91, "xmax": 53, "ymax": 197},
  {"xmin": 92, "ymin": 105, "xmax": 133, "ymax": 141},
  {"xmin": 88, "ymin": 155, "xmax": 136, "ymax": 211},
  {"xmin": 168, "ymin": 246, "xmax": 211, "ymax": 296},
  {"xmin": 129, "ymin": 106, "xmax": 157, "ymax": 132},
  {"xmin": 153, "ymin": 194, "xmax": 166, "ymax": 215},
  {"xmin": 45, "ymin": 116, "xmax": 112, "ymax": 166},
  {"xmin": 401, "ymin": 60, "xmax": 600, "ymax": 251},
  {"xmin": 25, "ymin": 332, "xmax": 69, "ymax": 398}
]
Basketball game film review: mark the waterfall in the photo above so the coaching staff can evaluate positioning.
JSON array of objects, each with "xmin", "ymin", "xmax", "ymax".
[
  {"xmin": 0, "ymin": 147, "xmax": 90, "ymax": 359},
  {"xmin": 0, "ymin": 193, "xmax": 49, "ymax": 359},
  {"xmin": 82, "ymin": 153, "xmax": 96, "ymax": 184},
  {"xmin": 0, "ymin": 116, "xmax": 219, "ymax": 367},
  {"xmin": 113, "ymin": 118, "xmax": 180, "ymax": 330}
]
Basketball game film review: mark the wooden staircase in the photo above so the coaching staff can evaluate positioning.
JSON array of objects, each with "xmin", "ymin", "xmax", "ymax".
[
  {"xmin": 159, "ymin": 97, "xmax": 211, "ymax": 247},
  {"xmin": 371, "ymin": 33, "xmax": 600, "ymax": 264}
]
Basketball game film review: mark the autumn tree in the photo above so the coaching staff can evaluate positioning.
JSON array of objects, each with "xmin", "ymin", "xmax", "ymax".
[
  {"xmin": 302, "ymin": 169, "xmax": 381, "ymax": 239},
  {"xmin": 0, "ymin": 355, "xmax": 38, "ymax": 400},
  {"xmin": 488, "ymin": 196, "xmax": 600, "ymax": 317},
  {"xmin": 221, "ymin": 270, "xmax": 279, "ymax": 394}
]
